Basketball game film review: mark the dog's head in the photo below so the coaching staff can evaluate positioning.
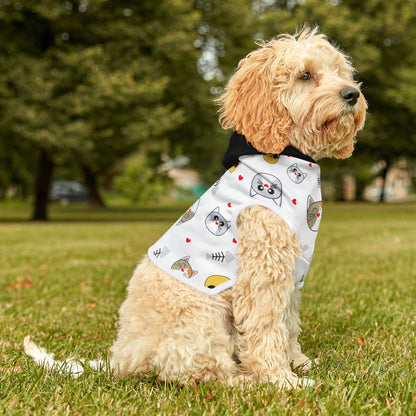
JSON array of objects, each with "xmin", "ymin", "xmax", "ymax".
[{"xmin": 218, "ymin": 27, "xmax": 367, "ymax": 160}]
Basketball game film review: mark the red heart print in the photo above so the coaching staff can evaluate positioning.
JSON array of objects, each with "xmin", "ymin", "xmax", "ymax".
[
  {"xmin": 232, "ymin": 238, "xmax": 237, "ymax": 244},
  {"xmin": 186, "ymin": 238, "xmax": 191, "ymax": 243},
  {"xmin": 227, "ymin": 203, "xmax": 231, "ymax": 208},
  {"xmin": 309, "ymin": 163, "xmax": 312, "ymax": 167},
  {"xmin": 238, "ymin": 175, "xmax": 243, "ymax": 181},
  {"xmin": 317, "ymin": 213, "xmax": 320, "ymax": 217},
  {"xmin": 292, "ymin": 199, "xmax": 297, "ymax": 205}
]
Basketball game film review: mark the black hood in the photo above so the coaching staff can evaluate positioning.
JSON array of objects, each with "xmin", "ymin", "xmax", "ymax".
[{"xmin": 222, "ymin": 132, "xmax": 316, "ymax": 169}]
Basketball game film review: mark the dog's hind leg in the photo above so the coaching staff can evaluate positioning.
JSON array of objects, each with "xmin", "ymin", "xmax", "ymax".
[
  {"xmin": 152, "ymin": 299, "xmax": 241, "ymax": 385},
  {"xmin": 232, "ymin": 206, "xmax": 314, "ymax": 388},
  {"xmin": 110, "ymin": 257, "xmax": 240, "ymax": 384}
]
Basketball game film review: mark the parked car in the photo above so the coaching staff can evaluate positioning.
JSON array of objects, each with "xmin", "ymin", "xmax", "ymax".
[{"xmin": 49, "ymin": 181, "xmax": 89, "ymax": 205}]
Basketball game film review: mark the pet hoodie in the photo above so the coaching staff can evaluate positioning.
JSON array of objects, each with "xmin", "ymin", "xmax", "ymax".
[{"xmin": 148, "ymin": 132, "xmax": 322, "ymax": 296}]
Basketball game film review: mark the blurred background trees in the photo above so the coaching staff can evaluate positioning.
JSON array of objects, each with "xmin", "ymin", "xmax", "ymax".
[{"xmin": 0, "ymin": 0, "xmax": 415, "ymax": 219}]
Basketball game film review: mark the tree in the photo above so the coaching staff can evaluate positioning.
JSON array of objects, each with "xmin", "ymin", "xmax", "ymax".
[
  {"xmin": 0, "ymin": 1, "xmax": 195, "ymax": 219},
  {"xmin": 0, "ymin": 0, "xmax": 261, "ymax": 218},
  {"xmin": 188, "ymin": 0, "xmax": 255, "ymax": 184}
]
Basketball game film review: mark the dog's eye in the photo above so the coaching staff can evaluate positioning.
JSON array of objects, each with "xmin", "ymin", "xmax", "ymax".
[{"xmin": 299, "ymin": 72, "xmax": 312, "ymax": 81}]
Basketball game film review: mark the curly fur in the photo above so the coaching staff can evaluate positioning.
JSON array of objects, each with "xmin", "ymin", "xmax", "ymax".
[{"xmin": 25, "ymin": 27, "xmax": 366, "ymax": 389}]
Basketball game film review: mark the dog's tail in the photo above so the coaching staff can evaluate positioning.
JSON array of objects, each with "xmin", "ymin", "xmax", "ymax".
[{"xmin": 23, "ymin": 336, "xmax": 106, "ymax": 378}]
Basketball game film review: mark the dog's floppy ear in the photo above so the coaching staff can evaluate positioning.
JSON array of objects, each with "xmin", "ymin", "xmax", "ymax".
[{"xmin": 218, "ymin": 44, "xmax": 292, "ymax": 154}]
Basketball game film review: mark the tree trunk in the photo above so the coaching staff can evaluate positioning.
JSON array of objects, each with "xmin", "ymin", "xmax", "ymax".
[
  {"xmin": 379, "ymin": 160, "xmax": 391, "ymax": 203},
  {"xmin": 81, "ymin": 164, "xmax": 106, "ymax": 209},
  {"xmin": 32, "ymin": 150, "xmax": 54, "ymax": 221}
]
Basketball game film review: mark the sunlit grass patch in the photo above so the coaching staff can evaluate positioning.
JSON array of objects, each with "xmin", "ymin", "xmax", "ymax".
[{"xmin": 0, "ymin": 203, "xmax": 415, "ymax": 415}]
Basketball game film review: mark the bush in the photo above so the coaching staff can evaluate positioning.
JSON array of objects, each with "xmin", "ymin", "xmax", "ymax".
[{"xmin": 114, "ymin": 153, "xmax": 170, "ymax": 203}]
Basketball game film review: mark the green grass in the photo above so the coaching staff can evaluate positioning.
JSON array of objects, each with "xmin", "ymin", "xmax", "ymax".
[
  {"xmin": 0, "ymin": 202, "xmax": 415, "ymax": 415},
  {"xmin": 0, "ymin": 199, "xmax": 192, "ymax": 222}
]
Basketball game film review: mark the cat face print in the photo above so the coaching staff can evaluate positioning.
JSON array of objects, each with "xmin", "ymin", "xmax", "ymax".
[
  {"xmin": 177, "ymin": 199, "xmax": 200, "ymax": 225},
  {"xmin": 307, "ymin": 195, "xmax": 322, "ymax": 231},
  {"xmin": 205, "ymin": 207, "xmax": 231, "ymax": 236},
  {"xmin": 287, "ymin": 163, "xmax": 307, "ymax": 184},
  {"xmin": 250, "ymin": 173, "xmax": 282, "ymax": 206}
]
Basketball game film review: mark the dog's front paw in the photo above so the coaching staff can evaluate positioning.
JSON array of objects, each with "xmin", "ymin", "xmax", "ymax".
[
  {"xmin": 293, "ymin": 355, "xmax": 319, "ymax": 373},
  {"xmin": 281, "ymin": 374, "xmax": 315, "ymax": 390},
  {"xmin": 299, "ymin": 377, "xmax": 315, "ymax": 388}
]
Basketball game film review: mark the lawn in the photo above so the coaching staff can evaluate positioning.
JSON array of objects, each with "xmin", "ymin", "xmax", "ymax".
[{"xmin": 0, "ymin": 202, "xmax": 415, "ymax": 415}]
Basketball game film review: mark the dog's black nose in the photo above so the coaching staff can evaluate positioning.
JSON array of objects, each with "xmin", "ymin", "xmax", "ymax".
[{"xmin": 340, "ymin": 87, "xmax": 360, "ymax": 106}]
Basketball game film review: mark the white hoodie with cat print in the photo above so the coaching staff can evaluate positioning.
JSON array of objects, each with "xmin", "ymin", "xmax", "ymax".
[{"xmin": 148, "ymin": 152, "xmax": 322, "ymax": 295}]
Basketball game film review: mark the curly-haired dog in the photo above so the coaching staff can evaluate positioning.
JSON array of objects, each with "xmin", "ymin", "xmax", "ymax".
[{"xmin": 25, "ymin": 27, "xmax": 366, "ymax": 388}]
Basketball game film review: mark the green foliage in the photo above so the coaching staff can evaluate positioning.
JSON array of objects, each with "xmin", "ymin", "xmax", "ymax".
[
  {"xmin": 185, "ymin": 0, "xmax": 255, "ymax": 184},
  {"xmin": 1, "ymin": 0, "xmax": 416, "ymax": 204},
  {"xmin": 0, "ymin": 1, "xmax": 191, "ymax": 168},
  {"xmin": 114, "ymin": 153, "xmax": 169, "ymax": 203},
  {"xmin": 320, "ymin": 156, "xmax": 375, "ymax": 201},
  {"xmin": 0, "ymin": 0, "xmax": 256, "ymax": 201}
]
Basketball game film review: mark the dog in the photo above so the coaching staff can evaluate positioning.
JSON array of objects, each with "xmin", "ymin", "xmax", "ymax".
[{"xmin": 25, "ymin": 27, "xmax": 366, "ymax": 388}]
